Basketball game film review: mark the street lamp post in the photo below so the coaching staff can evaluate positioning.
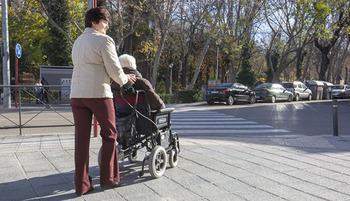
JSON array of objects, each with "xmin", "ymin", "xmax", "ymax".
[
  {"xmin": 2, "ymin": 0, "xmax": 11, "ymax": 108},
  {"xmin": 215, "ymin": 39, "xmax": 221, "ymax": 80},
  {"xmin": 169, "ymin": 63, "xmax": 173, "ymax": 94}
]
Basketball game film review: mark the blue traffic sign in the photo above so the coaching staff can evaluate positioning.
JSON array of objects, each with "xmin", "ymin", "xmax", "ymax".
[{"xmin": 15, "ymin": 44, "xmax": 21, "ymax": 58}]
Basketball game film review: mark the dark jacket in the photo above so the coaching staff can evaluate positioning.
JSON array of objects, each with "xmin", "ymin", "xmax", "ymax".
[
  {"xmin": 111, "ymin": 67, "xmax": 165, "ymax": 111},
  {"xmin": 41, "ymin": 78, "xmax": 49, "ymax": 90}
]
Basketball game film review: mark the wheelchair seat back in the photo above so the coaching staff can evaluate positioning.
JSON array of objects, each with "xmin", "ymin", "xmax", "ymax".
[{"xmin": 114, "ymin": 91, "xmax": 153, "ymax": 145}]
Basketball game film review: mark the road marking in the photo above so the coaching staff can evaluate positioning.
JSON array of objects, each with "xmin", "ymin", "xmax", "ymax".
[
  {"xmin": 172, "ymin": 115, "xmax": 230, "ymax": 117},
  {"xmin": 172, "ymin": 118, "xmax": 246, "ymax": 121},
  {"xmin": 171, "ymin": 110, "xmax": 289, "ymax": 134},
  {"xmin": 171, "ymin": 125, "xmax": 272, "ymax": 129},
  {"xmin": 172, "ymin": 121, "xmax": 257, "ymax": 125},
  {"xmin": 173, "ymin": 129, "xmax": 289, "ymax": 134}
]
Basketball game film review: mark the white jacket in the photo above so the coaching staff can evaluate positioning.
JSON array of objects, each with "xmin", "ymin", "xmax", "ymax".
[{"xmin": 70, "ymin": 28, "xmax": 128, "ymax": 98}]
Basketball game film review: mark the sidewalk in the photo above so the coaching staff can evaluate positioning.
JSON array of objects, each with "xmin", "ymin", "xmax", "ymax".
[{"xmin": 1, "ymin": 132, "xmax": 350, "ymax": 201}]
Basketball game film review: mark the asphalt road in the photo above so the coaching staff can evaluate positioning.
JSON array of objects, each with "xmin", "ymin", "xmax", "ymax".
[
  {"xmin": 196, "ymin": 99, "xmax": 350, "ymax": 137},
  {"xmin": 1, "ymin": 99, "xmax": 349, "ymax": 138}
]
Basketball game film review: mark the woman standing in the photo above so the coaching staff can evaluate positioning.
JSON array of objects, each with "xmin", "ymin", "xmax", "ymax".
[{"xmin": 70, "ymin": 7, "xmax": 135, "ymax": 196}]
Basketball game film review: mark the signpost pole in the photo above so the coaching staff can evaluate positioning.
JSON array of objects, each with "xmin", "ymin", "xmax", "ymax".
[
  {"xmin": 15, "ymin": 56, "xmax": 18, "ymax": 108},
  {"xmin": 15, "ymin": 44, "xmax": 22, "ymax": 108}
]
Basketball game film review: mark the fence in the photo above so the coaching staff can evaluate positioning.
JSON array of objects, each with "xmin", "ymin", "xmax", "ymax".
[{"xmin": 0, "ymin": 85, "xmax": 74, "ymax": 135}]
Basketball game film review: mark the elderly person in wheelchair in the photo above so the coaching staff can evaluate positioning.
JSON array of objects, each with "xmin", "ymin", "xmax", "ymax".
[
  {"xmin": 111, "ymin": 54, "xmax": 165, "ymax": 111},
  {"xmin": 100, "ymin": 54, "xmax": 179, "ymax": 179}
]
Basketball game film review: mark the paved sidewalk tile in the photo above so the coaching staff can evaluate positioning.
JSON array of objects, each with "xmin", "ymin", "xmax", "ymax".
[{"xmin": 1, "ymin": 134, "xmax": 350, "ymax": 200}]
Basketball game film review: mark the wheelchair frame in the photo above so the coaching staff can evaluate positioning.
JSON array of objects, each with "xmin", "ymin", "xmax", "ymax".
[{"xmin": 98, "ymin": 88, "xmax": 180, "ymax": 178}]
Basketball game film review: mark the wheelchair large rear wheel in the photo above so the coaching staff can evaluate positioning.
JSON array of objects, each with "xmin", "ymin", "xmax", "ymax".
[{"xmin": 149, "ymin": 146, "xmax": 167, "ymax": 178}]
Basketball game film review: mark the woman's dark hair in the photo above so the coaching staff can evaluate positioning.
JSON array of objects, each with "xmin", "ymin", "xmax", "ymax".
[{"xmin": 85, "ymin": 7, "xmax": 111, "ymax": 28}]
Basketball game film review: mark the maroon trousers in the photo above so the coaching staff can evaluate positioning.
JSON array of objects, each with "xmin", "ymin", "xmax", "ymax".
[{"xmin": 71, "ymin": 98, "xmax": 120, "ymax": 195}]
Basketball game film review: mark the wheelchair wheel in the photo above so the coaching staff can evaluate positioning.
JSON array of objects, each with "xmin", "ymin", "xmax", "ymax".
[
  {"xmin": 149, "ymin": 146, "xmax": 167, "ymax": 178},
  {"xmin": 128, "ymin": 150, "xmax": 138, "ymax": 163},
  {"xmin": 169, "ymin": 149, "xmax": 179, "ymax": 168}
]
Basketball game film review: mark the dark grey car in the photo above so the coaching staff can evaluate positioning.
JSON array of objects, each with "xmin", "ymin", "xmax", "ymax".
[{"xmin": 253, "ymin": 83, "xmax": 293, "ymax": 103}]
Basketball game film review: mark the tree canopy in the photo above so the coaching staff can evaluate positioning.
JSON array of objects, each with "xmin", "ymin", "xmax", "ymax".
[{"xmin": 1, "ymin": 0, "xmax": 350, "ymax": 90}]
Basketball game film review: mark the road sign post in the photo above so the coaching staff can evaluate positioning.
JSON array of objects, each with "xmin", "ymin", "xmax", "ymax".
[{"xmin": 15, "ymin": 44, "xmax": 22, "ymax": 108}]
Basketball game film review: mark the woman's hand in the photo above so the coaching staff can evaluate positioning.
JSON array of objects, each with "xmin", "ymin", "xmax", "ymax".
[{"xmin": 127, "ymin": 74, "xmax": 136, "ymax": 84}]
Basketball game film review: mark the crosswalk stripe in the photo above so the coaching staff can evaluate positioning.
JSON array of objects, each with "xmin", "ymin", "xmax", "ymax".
[
  {"xmin": 171, "ymin": 110, "xmax": 290, "ymax": 134},
  {"xmin": 172, "ymin": 118, "xmax": 245, "ymax": 121},
  {"xmin": 173, "ymin": 111, "xmax": 220, "ymax": 114},
  {"xmin": 171, "ymin": 125, "xmax": 272, "ymax": 129},
  {"xmin": 171, "ymin": 121, "xmax": 257, "ymax": 125},
  {"xmin": 174, "ymin": 129, "xmax": 289, "ymax": 134},
  {"xmin": 172, "ymin": 115, "xmax": 231, "ymax": 117}
]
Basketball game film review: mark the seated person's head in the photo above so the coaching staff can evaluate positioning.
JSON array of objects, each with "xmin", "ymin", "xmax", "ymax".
[{"xmin": 119, "ymin": 54, "xmax": 137, "ymax": 70}]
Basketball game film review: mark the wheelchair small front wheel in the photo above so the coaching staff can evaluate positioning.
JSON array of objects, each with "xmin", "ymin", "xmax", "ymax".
[
  {"xmin": 149, "ymin": 146, "xmax": 167, "ymax": 178},
  {"xmin": 128, "ymin": 150, "xmax": 138, "ymax": 163},
  {"xmin": 169, "ymin": 149, "xmax": 179, "ymax": 168}
]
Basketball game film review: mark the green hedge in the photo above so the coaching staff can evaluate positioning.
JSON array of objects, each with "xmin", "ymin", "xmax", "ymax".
[
  {"xmin": 48, "ymin": 90, "xmax": 61, "ymax": 101},
  {"xmin": 159, "ymin": 93, "xmax": 176, "ymax": 104},
  {"xmin": 159, "ymin": 90, "xmax": 202, "ymax": 104},
  {"xmin": 178, "ymin": 90, "xmax": 202, "ymax": 103}
]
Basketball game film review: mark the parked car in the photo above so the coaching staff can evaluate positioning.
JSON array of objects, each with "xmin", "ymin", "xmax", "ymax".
[
  {"xmin": 332, "ymin": 85, "xmax": 350, "ymax": 99},
  {"xmin": 281, "ymin": 81, "xmax": 312, "ymax": 101},
  {"xmin": 253, "ymin": 83, "xmax": 293, "ymax": 103},
  {"xmin": 206, "ymin": 83, "xmax": 256, "ymax": 105}
]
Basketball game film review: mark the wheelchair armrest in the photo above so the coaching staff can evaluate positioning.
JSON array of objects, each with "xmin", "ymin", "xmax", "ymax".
[{"xmin": 157, "ymin": 107, "xmax": 174, "ymax": 114}]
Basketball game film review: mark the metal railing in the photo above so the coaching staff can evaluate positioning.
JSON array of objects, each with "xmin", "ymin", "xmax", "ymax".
[{"xmin": 0, "ymin": 85, "xmax": 74, "ymax": 135}]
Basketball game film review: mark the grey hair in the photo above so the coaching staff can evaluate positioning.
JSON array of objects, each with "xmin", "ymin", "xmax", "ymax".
[{"xmin": 119, "ymin": 54, "xmax": 137, "ymax": 70}]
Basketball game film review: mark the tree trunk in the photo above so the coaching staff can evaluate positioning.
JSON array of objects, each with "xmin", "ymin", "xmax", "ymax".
[
  {"xmin": 166, "ymin": 66, "xmax": 172, "ymax": 94},
  {"xmin": 318, "ymin": 50, "xmax": 330, "ymax": 81},
  {"xmin": 314, "ymin": 9, "xmax": 345, "ymax": 81},
  {"xmin": 271, "ymin": 71, "xmax": 280, "ymax": 83},
  {"xmin": 150, "ymin": 0, "xmax": 174, "ymax": 89},
  {"xmin": 181, "ymin": 54, "xmax": 188, "ymax": 87},
  {"xmin": 151, "ymin": 31, "xmax": 167, "ymax": 88},
  {"xmin": 187, "ymin": 36, "xmax": 211, "ymax": 89},
  {"xmin": 140, "ymin": 60, "xmax": 150, "ymax": 80},
  {"xmin": 187, "ymin": 2, "xmax": 223, "ymax": 90},
  {"xmin": 227, "ymin": 62, "xmax": 234, "ymax": 83},
  {"xmin": 302, "ymin": 48, "xmax": 312, "ymax": 82}
]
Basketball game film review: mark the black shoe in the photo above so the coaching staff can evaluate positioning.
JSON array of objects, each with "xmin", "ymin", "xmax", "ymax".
[
  {"xmin": 101, "ymin": 181, "xmax": 123, "ymax": 188},
  {"xmin": 76, "ymin": 176, "xmax": 94, "ymax": 196}
]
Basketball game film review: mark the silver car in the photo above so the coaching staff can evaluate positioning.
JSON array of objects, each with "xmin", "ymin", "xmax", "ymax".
[
  {"xmin": 281, "ymin": 81, "xmax": 312, "ymax": 101},
  {"xmin": 332, "ymin": 85, "xmax": 350, "ymax": 99}
]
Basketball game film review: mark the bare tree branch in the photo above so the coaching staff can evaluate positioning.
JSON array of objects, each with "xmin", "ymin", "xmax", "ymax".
[{"xmin": 38, "ymin": 0, "xmax": 74, "ymax": 44}]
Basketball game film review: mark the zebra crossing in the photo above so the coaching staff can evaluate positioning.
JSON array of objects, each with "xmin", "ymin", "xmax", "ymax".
[{"xmin": 171, "ymin": 110, "xmax": 289, "ymax": 136}]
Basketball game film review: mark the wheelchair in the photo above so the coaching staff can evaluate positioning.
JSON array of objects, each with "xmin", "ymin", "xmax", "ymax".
[{"xmin": 98, "ymin": 87, "xmax": 180, "ymax": 178}]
